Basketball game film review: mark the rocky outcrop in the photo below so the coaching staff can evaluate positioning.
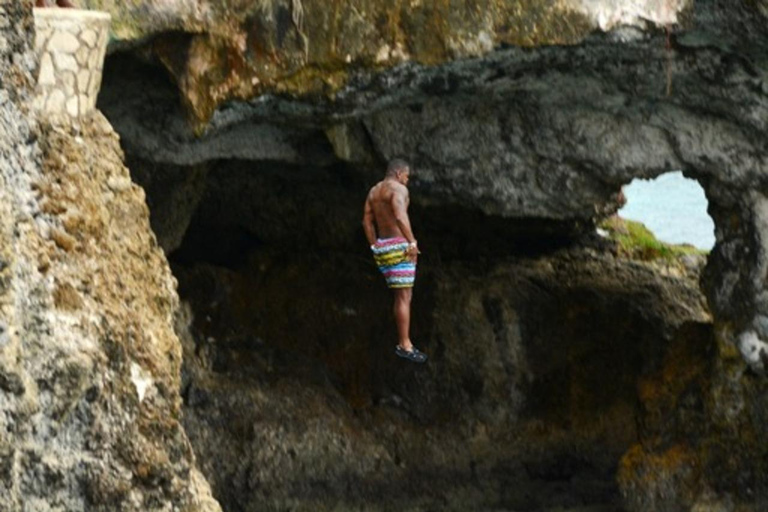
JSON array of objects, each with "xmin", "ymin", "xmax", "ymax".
[
  {"xmin": 84, "ymin": 0, "xmax": 692, "ymax": 124},
  {"xmin": 0, "ymin": 2, "xmax": 219, "ymax": 510},
  {"xmin": 145, "ymin": 151, "xmax": 725, "ymax": 511},
  {"xmin": 175, "ymin": 239, "xmax": 712, "ymax": 511}
]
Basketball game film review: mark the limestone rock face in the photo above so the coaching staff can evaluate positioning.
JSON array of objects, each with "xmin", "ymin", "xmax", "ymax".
[
  {"xmin": 78, "ymin": 0, "xmax": 210, "ymax": 44},
  {"xmin": 0, "ymin": 3, "xmax": 219, "ymax": 510},
  {"xmin": 98, "ymin": 0, "xmax": 768, "ymax": 222},
  {"xmin": 84, "ymin": 0, "xmax": 692, "ymax": 124}
]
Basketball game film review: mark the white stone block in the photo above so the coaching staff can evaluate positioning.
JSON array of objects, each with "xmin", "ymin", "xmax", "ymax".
[
  {"xmin": 81, "ymin": 29, "xmax": 97, "ymax": 48},
  {"xmin": 75, "ymin": 45, "xmax": 89, "ymax": 66},
  {"xmin": 79, "ymin": 94, "xmax": 90, "ymax": 116},
  {"xmin": 33, "ymin": 8, "xmax": 112, "ymax": 123},
  {"xmin": 53, "ymin": 51, "xmax": 78, "ymax": 72},
  {"xmin": 77, "ymin": 69, "xmax": 90, "ymax": 93},
  {"xmin": 87, "ymin": 49, "xmax": 100, "ymax": 70},
  {"xmin": 47, "ymin": 31, "xmax": 80, "ymax": 53},
  {"xmin": 66, "ymin": 96, "xmax": 79, "ymax": 117},
  {"xmin": 62, "ymin": 20, "xmax": 84, "ymax": 39},
  {"xmin": 96, "ymin": 46, "xmax": 107, "ymax": 71},
  {"xmin": 88, "ymin": 74, "xmax": 101, "ymax": 98},
  {"xmin": 35, "ymin": 29, "xmax": 53, "ymax": 51},
  {"xmin": 97, "ymin": 29, "xmax": 108, "ymax": 49},
  {"xmin": 45, "ymin": 89, "xmax": 66, "ymax": 114},
  {"xmin": 62, "ymin": 71, "xmax": 76, "ymax": 95},
  {"xmin": 38, "ymin": 52, "xmax": 56, "ymax": 86}
]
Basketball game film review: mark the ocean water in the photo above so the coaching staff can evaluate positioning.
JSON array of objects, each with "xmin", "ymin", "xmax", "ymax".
[{"xmin": 618, "ymin": 171, "xmax": 715, "ymax": 251}]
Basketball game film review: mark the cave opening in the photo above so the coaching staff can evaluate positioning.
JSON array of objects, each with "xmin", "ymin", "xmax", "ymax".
[
  {"xmin": 98, "ymin": 49, "xmax": 718, "ymax": 512},
  {"xmin": 133, "ymin": 152, "xmax": 715, "ymax": 512}
]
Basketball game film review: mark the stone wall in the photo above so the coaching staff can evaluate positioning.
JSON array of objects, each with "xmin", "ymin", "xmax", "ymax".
[{"xmin": 33, "ymin": 8, "xmax": 109, "ymax": 120}]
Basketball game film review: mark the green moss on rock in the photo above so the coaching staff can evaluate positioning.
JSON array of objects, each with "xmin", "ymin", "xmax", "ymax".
[{"xmin": 600, "ymin": 216, "xmax": 708, "ymax": 262}]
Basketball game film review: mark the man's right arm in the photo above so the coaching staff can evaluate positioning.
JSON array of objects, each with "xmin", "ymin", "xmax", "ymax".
[{"xmin": 362, "ymin": 193, "xmax": 377, "ymax": 247}]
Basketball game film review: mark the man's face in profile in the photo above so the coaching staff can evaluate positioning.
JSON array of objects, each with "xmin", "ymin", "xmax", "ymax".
[{"xmin": 398, "ymin": 168, "xmax": 410, "ymax": 186}]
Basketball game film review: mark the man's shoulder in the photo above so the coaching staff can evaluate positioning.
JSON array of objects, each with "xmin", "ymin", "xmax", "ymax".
[
  {"xmin": 381, "ymin": 179, "xmax": 405, "ymax": 192},
  {"xmin": 390, "ymin": 181, "xmax": 408, "ymax": 196},
  {"xmin": 367, "ymin": 181, "xmax": 383, "ymax": 196},
  {"xmin": 370, "ymin": 179, "xmax": 407, "ymax": 200}
]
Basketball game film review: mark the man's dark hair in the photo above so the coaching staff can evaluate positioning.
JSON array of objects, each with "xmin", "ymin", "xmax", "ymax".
[{"xmin": 386, "ymin": 158, "xmax": 410, "ymax": 177}]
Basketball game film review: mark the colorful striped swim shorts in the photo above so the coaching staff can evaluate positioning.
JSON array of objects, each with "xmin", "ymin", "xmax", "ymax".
[{"xmin": 372, "ymin": 237, "xmax": 416, "ymax": 289}]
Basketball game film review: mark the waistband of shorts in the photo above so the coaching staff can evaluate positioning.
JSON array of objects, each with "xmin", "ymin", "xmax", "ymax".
[{"xmin": 375, "ymin": 237, "xmax": 408, "ymax": 246}]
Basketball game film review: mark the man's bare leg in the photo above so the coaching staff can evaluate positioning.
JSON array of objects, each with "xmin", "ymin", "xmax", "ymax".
[
  {"xmin": 56, "ymin": 0, "xmax": 76, "ymax": 7},
  {"xmin": 393, "ymin": 288, "xmax": 413, "ymax": 351},
  {"xmin": 35, "ymin": 0, "xmax": 48, "ymax": 7}
]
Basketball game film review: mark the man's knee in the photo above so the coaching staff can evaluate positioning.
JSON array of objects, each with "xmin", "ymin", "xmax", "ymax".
[{"xmin": 394, "ymin": 288, "xmax": 413, "ymax": 303}]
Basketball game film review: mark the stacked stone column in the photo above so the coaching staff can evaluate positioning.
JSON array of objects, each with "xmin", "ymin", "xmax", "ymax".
[{"xmin": 33, "ymin": 8, "xmax": 110, "ymax": 120}]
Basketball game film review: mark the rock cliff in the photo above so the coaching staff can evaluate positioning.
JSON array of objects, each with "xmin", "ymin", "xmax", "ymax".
[
  {"xmin": 175, "ymin": 236, "xmax": 713, "ymax": 511},
  {"xmin": 4, "ymin": 0, "xmax": 768, "ymax": 510},
  {"xmin": 0, "ymin": 2, "xmax": 219, "ymax": 510}
]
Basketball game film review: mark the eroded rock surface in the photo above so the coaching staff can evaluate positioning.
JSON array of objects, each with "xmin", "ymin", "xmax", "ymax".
[
  {"xmin": 98, "ymin": 0, "xmax": 768, "ymax": 225},
  {"xmin": 0, "ymin": 3, "xmax": 219, "ymax": 510},
  {"xmin": 140, "ymin": 151, "xmax": 764, "ymax": 511},
  {"xmin": 175, "ymin": 241, "xmax": 712, "ymax": 511},
  {"xmin": 84, "ymin": 0, "xmax": 692, "ymax": 124}
]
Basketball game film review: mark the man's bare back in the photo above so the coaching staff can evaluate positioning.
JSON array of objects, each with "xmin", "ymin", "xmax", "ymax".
[
  {"xmin": 365, "ymin": 180, "xmax": 411, "ymax": 241},
  {"xmin": 363, "ymin": 162, "xmax": 417, "ymax": 254}
]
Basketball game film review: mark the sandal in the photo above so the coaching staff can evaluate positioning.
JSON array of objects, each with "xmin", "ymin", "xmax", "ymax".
[{"xmin": 395, "ymin": 345, "xmax": 428, "ymax": 363}]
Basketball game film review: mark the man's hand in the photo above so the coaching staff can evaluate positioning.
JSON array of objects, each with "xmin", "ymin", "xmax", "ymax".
[{"xmin": 406, "ymin": 243, "xmax": 420, "ymax": 263}]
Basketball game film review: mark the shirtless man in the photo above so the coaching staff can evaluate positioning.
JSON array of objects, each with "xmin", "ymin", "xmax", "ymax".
[{"xmin": 362, "ymin": 159, "xmax": 427, "ymax": 363}]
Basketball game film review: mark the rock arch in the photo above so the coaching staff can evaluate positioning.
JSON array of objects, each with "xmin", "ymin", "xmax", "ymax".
[{"xmin": 84, "ymin": 0, "xmax": 768, "ymax": 509}]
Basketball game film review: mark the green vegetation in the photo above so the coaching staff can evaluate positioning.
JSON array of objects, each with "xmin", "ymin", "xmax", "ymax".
[{"xmin": 600, "ymin": 216, "xmax": 708, "ymax": 262}]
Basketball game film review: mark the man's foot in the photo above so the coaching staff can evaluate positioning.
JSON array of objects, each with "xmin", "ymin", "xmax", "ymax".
[
  {"xmin": 395, "ymin": 345, "xmax": 427, "ymax": 363},
  {"xmin": 56, "ymin": 0, "xmax": 76, "ymax": 7},
  {"xmin": 35, "ymin": 0, "xmax": 48, "ymax": 7}
]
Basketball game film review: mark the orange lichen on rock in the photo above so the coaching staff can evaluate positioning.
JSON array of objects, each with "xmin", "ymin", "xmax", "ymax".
[
  {"xmin": 637, "ymin": 323, "xmax": 713, "ymax": 410},
  {"xmin": 618, "ymin": 443, "xmax": 699, "ymax": 492}
]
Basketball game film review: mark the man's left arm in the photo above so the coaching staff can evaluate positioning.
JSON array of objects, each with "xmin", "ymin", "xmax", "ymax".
[{"xmin": 392, "ymin": 187, "xmax": 419, "ymax": 261}]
